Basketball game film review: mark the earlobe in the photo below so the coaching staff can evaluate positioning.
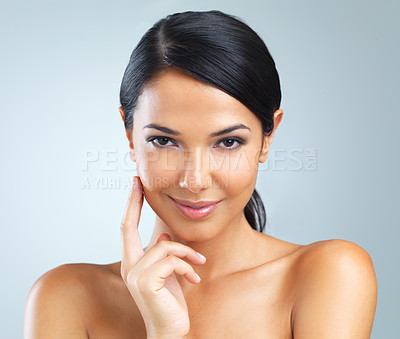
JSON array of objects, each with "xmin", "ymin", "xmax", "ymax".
[
  {"xmin": 129, "ymin": 148, "xmax": 136, "ymax": 162},
  {"xmin": 127, "ymin": 133, "xmax": 136, "ymax": 162},
  {"xmin": 258, "ymin": 136, "xmax": 270, "ymax": 163},
  {"xmin": 258, "ymin": 109, "xmax": 283, "ymax": 163},
  {"xmin": 120, "ymin": 105, "xmax": 136, "ymax": 162}
]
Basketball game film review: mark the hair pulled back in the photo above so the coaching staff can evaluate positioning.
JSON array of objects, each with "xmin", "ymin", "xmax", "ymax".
[{"xmin": 120, "ymin": 10, "xmax": 282, "ymax": 233}]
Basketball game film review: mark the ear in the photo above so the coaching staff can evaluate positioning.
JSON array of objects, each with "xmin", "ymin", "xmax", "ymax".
[
  {"xmin": 259, "ymin": 109, "xmax": 283, "ymax": 163},
  {"xmin": 119, "ymin": 106, "xmax": 136, "ymax": 162},
  {"xmin": 119, "ymin": 106, "xmax": 125, "ymax": 122}
]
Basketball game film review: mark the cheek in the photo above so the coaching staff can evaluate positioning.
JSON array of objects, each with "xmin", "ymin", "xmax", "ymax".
[
  {"xmin": 136, "ymin": 148, "xmax": 178, "ymax": 192},
  {"xmin": 218, "ymin": 150, "xmax": 258, "ymax": 204}
]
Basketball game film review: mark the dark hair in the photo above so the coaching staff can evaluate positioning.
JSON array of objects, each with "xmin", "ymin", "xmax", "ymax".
[{"xmin": 120, "ymin": 10, "xmax": 281, "ymax": 234}]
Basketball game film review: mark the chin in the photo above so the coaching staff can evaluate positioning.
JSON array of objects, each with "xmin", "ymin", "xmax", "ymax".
[{"xmin": 169, "ymin": 224, "xmax": 222, "ymax": 243}]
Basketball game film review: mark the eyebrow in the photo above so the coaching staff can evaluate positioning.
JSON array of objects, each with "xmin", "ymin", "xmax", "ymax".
[{"xmin": 143, "ymin": 123, "xmax": 251, "ymax": 137}]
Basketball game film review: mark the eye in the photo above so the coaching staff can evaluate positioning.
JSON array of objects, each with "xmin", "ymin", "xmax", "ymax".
[
  {"xmin": 146, "ymin": 136, "xmax": 245, "ymax": 150},
  {"xmin": 147, "ymin": 136, "xmax": 176, "ymax": 148},
  {"xmin": 215, "ymin": 137, "xmax": 245, "ymax": 150}
]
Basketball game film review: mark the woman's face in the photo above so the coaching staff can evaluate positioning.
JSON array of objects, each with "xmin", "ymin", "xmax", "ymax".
[{"xmin": 123, "ymin": 68, "xmax": 282, "ymax": 241}]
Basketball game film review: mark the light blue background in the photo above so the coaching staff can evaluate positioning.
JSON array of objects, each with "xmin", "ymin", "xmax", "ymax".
[{"xmin": 1, "ymin": 0, "xmax": 398, "ymax": 338}]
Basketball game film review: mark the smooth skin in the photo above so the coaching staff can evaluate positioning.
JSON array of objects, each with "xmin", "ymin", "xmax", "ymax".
[{"xmin": 24, "ymin": 68, "xmax": 378, "ymax": 338}]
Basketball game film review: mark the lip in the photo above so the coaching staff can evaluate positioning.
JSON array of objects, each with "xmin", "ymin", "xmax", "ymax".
[
  {"xmin": 169, "ymin": 196, "xmax": 221, "ymax": 207},
  {"xmin": 168, "ymin": 196, "xmax": 222, "ymax": 219}
]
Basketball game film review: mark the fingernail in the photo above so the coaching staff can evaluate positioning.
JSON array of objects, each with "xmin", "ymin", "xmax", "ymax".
[
  {"xmin": 197, "ymin": 252, "xmax": 206, "ymax": 262},
  {"xmin": 194, "ymin": 272, "xmax": 201, "ymax": 281}
]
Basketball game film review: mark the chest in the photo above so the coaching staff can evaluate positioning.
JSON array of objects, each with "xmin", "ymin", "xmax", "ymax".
[
  {"xmin": 183, "ymin": 272, "xmax": 293, "ymax": 339},
  {"xmin": 89, "ymin": 268, "xmax": 293, "ymax": 338}
]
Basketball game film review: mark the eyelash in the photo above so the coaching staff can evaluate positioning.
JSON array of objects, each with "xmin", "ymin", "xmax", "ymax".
[{"xmin": 147, "ymin": 136, "xmax": 245, "ymax": 151}]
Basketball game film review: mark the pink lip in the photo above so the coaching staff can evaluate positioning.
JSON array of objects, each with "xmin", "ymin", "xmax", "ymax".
[{"xmin": 168, "ymin": 196, "xmax": 221, "ymax": 219}]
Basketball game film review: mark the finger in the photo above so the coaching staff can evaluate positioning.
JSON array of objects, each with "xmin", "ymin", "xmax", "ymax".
[
  {"xmin": 138, "ymin": 256, "xmax": 201, "ymax": 293},
  {"xmin": 156, "ymin": 233, "xmax": 171, "ymax": 244},
  {"xmin": 138, "ymin": 239, "xmax": 206, "ymax": 268},
  {"xmin": 121, "ymin": 176, "xmax": 145, "ymax": 264}
]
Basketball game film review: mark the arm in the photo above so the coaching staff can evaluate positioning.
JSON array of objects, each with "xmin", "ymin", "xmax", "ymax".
[
  {"xmin": 24, "ymin": 264, "xmax": 89, "ymax": 339},
  {"xmin": 291, "ymin": 239, "xmax": 378, "ymax": 338}
]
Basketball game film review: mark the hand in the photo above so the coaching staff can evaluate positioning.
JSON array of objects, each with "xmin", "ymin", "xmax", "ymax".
[{"xmin": 120, "ymin": 176, "xmax": 207, "ymax": 339}]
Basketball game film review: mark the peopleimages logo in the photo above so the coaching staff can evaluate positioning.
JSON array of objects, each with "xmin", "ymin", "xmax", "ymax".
[{"xmin": 80, "ymin": 147, "xmax": 318, "ymax": 190}]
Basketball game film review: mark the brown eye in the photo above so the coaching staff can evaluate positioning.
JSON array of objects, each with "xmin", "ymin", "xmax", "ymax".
[
  {"xmin": 148, "ymin": 136, "xmax": 176, "ymax": 148},
  {"xmin": 223, "ymin": 139, "xmax": 235, "ymax": 147},
  {"xmin": 155, "ymin": 137, "xmax": 170, "ymax": 146},
  {"xmin": 217, "ymin": 137, "xmax": 245, "ymax": 150}
]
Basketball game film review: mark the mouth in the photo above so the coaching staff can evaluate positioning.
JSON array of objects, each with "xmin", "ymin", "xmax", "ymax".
[{"xmin": 168, "ymin": 196, "xmax": 222, "ymax": 219}]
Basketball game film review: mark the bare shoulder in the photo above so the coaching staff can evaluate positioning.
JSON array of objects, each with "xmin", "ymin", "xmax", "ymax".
[
  {"xmin": 24, "ymin": 262, "xmax": 116, "ymax": 339},
  {"xmin": 291, "ymin": 239, "xmax": 378, "ymax": 338},
  {"xmin": 293, "ymin": 238, "xmax": 377, "ymax": 279}
]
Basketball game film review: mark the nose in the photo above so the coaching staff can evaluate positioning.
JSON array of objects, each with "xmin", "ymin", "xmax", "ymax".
[{"xmin": 178, "ymin": 148, "xmax": 211, "ymax": 193}]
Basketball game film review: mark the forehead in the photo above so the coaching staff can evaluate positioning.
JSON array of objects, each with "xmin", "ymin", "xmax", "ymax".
[{"xmin": 135, "ymin": 69, "xmax": 260, "ymax": 128}]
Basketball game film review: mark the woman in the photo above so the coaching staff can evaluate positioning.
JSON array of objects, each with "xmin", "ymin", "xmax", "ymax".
[{"xmin": 24, "ymin": 10, "xmax": 378, "ymax": 338}]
